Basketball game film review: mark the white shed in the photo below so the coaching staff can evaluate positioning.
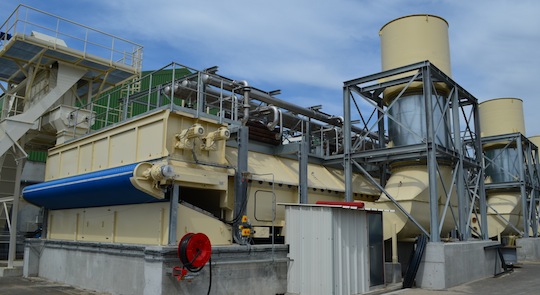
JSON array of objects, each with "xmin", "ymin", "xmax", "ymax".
[{"xmin": 283, "ymin": 203, "xmax": 385, "ymax": 295}]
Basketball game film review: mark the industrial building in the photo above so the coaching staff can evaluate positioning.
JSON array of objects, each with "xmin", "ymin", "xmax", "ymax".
[{"xmin": 1, "ymin": 5, "xmax": 540, "ymax": 295}]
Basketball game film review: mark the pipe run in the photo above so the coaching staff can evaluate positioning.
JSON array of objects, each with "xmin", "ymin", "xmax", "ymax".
[{"xmin": 202, "ymin": 74, "xmax": 342, "ymax": 126}]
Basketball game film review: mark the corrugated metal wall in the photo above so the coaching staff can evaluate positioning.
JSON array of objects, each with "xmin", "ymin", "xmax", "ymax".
[
  {"xmin": 285, "ymin": 205, "xmax": 371, "ymax": 295},
  {"xmin": 286, "ymin": 206, "xmax": 334, "ymax": 294},
  {"xmin": 332, "ymin": 209, "xmax": 369, "ymax": 294}
]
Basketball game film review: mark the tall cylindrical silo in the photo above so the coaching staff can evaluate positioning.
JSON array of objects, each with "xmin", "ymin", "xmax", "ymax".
[
  {"xmin": 373, "ymin": 14, "xmax": 457, "ymax": 240},
  {"xmin": 529, "ymin": 135, "xmax": 540, "ymax": 149},
  {"xmin": 479, "ymin": 98, "xmax": 525, "ymax": 237}
]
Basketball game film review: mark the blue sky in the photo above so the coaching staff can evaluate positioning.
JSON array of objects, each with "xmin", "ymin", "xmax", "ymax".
[{"xmin": 2, "ymin": 1, "xmax": 540, "ymax": 135}]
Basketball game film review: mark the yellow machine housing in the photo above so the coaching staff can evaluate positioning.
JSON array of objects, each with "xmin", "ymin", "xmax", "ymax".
[{"xmin": 43, "ymin": 108, "xmax": 379, "ymax": 245}]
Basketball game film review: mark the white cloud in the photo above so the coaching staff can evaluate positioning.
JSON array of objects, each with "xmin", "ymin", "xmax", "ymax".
[{"xmin": 2, "ymin": 0, "xmax": 540, "ymax": 135}]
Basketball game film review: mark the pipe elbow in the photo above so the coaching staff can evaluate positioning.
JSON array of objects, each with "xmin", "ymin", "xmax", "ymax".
[
  {"xmin": 234, "ymin": 80, "xmax": 249, "ymax": 87},
  {"xmin": 266, "ymin": 106, "xmax": 280, "ymax": 130}
]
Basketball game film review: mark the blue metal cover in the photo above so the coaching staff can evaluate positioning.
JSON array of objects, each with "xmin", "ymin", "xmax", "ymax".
[{"xmin": 22, "ymin": 163, "xmax": 163, "ymax": 209}]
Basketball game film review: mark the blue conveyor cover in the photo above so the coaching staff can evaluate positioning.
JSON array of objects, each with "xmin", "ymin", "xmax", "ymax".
[{"xmin": 23, "ymin": 163, "xmax": 163, "ymax": 209}]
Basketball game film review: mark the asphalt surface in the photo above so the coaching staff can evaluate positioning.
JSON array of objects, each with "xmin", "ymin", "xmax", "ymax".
[
  {"xmin": 0, "ymin": 276, "xmax": 110, "ymax": 295},
  {"xmin": 2, "ymin": 262, "xmax": 540, "ymax": 294},
  {"xmin": 386, "ymin": 261, "xmax": 540, "ymax": 295}
]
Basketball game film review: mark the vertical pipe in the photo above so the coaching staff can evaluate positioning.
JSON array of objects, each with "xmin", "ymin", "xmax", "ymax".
[
  {"xmin": 517, "ymin": 136, "xmax": 529, "ymax": 237},
  {"xmin": 424, "ymin": 65, "xmax": 440, "ymax": 242},
  {"xmin": 7, "ymin": 157, "xmax": 25, "ymax": 268},
  {"xmin": 343, "ymin": 86, "xmax": 353, "ymax": 201},
  {"xmin": 168, "ymin": 184, "xmax": 179, "ymax": 245}
]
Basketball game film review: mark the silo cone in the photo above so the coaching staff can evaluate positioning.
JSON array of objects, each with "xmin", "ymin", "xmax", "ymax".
[
  {"xmin": 375, "ymin": 165, "xmax": 458, "ymax": 240},
  {"xmin": 372, "ymin": 14, "xmax": 458, "ymax": 241},
  {"xmin": 479, "ymin": 98, "xmax": 525, "ymax": 238}
]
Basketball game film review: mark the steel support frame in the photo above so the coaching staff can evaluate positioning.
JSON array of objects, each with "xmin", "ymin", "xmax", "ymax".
[
  {"xmin": 233, "ymin": 125, "xmax": 249, "ymax": 244},
  {"xmin": 482, "ymin": 133, "xmax": 540, "ymax": 237},
  {"xmin": 168, "ymin": 184, "xmax": 180, "ymax": 245},
  {"xmin": 342, "ymin": 61, "xmax": 486, "ymax": 241}
]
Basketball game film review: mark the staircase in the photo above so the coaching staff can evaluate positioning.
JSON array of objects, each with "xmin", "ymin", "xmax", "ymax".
[{"xmin": 0, "ymin": 63, "xmax": 87, "ymax": 157}]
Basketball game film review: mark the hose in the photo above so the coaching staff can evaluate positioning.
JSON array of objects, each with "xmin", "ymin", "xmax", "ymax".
[
  {"xmin": 178, "ymin": 233, "xmax": 204, "ymax": 273},
  {"xmin": 403, "ymin": 234, "xmax": 428, "ymax": 288}
]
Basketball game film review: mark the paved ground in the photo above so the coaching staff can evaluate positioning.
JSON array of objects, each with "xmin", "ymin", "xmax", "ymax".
[
  {"xmin": 0, "ymin": 276, "xmax": 110, "ymax": 295},
  {"xmin": 2, "ymin": 262, "xmax": 540, "ymax": 294},
  {"xmin": 385, "ymin": 261, "xmax": 540, "ymax": 295}
]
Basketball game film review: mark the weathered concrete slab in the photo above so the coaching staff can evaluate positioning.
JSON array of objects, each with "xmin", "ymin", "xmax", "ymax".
[
  {"xmin": 415, "ymin": 240, "xmax": 498, "ymax": 290},
  {"xmin": 517, "ymin": 238, "xmax": 540, "ymax": 261},
  {"xmin": 24, "ymin": 239, "xmax": 288, "ymax": 295}
]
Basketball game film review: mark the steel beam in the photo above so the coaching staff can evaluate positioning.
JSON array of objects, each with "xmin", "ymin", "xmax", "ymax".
[
  {"xmin": 298, "ymin": 122, "xmax": 309, "ymax": 204},
  {"xmin": 423, "ymin": 66, "xmax": 440, "ymax": 242},
  {"xmin": 7, "ymin": 156, "xmax": 25, "ymax": 268},
  {"xmin": 168, "ymin": 184, "xmax": 179, "ymax": 245},
  {"xmin": 343, "ymin": 86, "xmax": 353, "ymax": 201}
]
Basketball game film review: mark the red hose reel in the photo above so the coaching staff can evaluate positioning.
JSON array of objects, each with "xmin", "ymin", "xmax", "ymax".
[{"xmin": 173, "ymin": 233, "xmax": 212, "ymax": 281}]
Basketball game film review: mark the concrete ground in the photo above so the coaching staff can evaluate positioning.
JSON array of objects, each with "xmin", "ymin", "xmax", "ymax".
[
  {"xmin": 0, "ymin": 276, "xmax": 110, "ymax": 295},
  {"xmin": 2, "ymin": 262, "xmax": 540, "ymax": 295},
  {"xmin": 385, "ymin": 261, "xmax": 540, "ymax": 295}
]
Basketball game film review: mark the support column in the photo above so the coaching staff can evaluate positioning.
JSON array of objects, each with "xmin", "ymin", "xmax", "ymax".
[
  {"xmin": 343, "ymin": 86, "xmax": 353, "ymax": 201},
  {"xmin": 7, "ymin": 156, "xmax": 25, "ymax": 268},
  {"xmin": 452, "ymin": 88, "xmax": 467, "ymax": 240},
  {"xmin": 168, "ymin": 184, "xmax": 179, "ymax": 245},
  {"xmin": 378, "ymin": 98, "xmax": 388, "ymax": 188},
  {"xmin": 423, "ymin": 66, "xmax": 440, "ymax": 242},
  {"xmin": 517, "ymin": 136, "xmax": 529, "ymax": 238},
  {"xmin": 474, "ymin": 103, "xmax": 489, "ymax": 240},
  {"xmin": 233, "ymin": 126, "xmax": 249, "ymax": 243},
  {"xmin": 299, "ymin": 121, "xmax": 309, "ymax": 204}
]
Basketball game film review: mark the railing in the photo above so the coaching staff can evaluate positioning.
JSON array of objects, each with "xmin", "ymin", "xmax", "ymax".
[
  {"xmin": 0, "ymin": 4, "xmax": 143, "ymax": 70},
  {"xmin": 65, "ymin": 62, "xmax": 244, "ymax": 139}
]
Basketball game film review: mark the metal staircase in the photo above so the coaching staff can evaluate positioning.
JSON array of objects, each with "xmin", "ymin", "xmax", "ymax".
[{"xmin": 0, "ymin": 63, "xmax": 87, "ymax": 157}]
